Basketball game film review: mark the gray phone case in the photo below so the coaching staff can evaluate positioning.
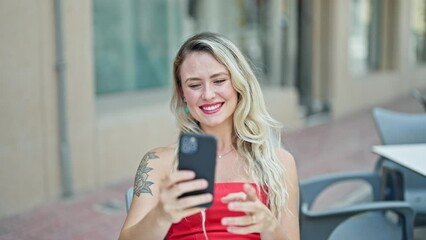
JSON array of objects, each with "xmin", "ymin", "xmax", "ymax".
[{"xmin": 178, "ymin": 133, "xmax": 217, "ymax": 208}]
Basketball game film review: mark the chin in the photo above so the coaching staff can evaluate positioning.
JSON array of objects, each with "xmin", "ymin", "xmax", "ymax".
[
  {"xmin": 199, "ymin": 121, "xmax": 221, "ymax": 128},
  {"xmin": 199, "ymin": 117, "xmax": 233, "ymax": 129}
]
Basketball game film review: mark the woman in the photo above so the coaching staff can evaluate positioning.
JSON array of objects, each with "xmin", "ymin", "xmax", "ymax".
[{"xmin": 119, "ymin": 32, "xmax": 299, "ymax": 240}]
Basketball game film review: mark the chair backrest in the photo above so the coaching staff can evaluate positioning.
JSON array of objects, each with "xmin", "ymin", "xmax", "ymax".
[
  {"xmin": 373, "ymin": 107, "xmax": 426, "ymax": 226},
  {"xmin": 299, "ymin": 173, "xmax": 415, "ymax": 240},
  {"xmin": 372, "ymin": 107, "xmax": 426, "ymax": 145},
  {"xmin": 125, "ymin": 187, "xmax": 133, "ymax": 213},
  {"xmin": 413, "ymin": 89, "xmax": 426, "ymax": 112}
]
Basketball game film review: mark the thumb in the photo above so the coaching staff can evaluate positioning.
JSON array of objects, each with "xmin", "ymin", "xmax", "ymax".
[{"xmin": 244, "ymin": 183, "xmax": 258, "ymax": 201}]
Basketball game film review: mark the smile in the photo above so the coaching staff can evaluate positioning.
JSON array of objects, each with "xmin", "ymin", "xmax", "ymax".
[{"xmin": 200, "ymin": 103, "xmax": 224, "ymax": 114}]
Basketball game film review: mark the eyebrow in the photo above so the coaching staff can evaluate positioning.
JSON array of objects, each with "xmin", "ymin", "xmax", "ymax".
[{"xmin": 184, "ymin": 72, "xmax": 229, "ymax": 83}]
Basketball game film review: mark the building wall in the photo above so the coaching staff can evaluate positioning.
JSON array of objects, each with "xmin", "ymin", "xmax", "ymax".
[
  {"xmin": 328, "ymin": 0, "xmax": 426, "ymax": 117},
  {"xmin": 0, "ymin": 1, "xmax": 59, "ymax": 217},
  {"xmin": 63, "ymin": 0, "xmax": 97, "ymax": 193},
  {"xmin": 0, "ymin": 0, "xmax": 96, "ymax": 218},
  {"xmin": 95, "ymin": 89, "xmax": 179, "ymax": 185}
]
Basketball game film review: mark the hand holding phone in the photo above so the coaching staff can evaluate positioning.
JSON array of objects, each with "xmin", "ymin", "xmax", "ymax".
[{"xmin": 178, "ymin": 133, "xmax": 217, "ymax": 208}]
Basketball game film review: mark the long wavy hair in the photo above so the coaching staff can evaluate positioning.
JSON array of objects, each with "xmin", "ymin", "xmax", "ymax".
[{"xmin": 170, "ymin": 32, "xmax": 288, "ymax": 220}]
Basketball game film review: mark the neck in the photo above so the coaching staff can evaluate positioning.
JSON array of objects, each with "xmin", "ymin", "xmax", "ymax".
[{"xmin": 200, "ymin": 118, "xmax": 235, "ymax": 152}]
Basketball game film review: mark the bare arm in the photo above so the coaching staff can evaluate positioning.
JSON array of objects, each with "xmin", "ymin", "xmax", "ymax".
[
  {"xmin": 119, "ymin": 148, "xmax": 213, "ymax": 240},
  {"xmin": 261, "ymin": 148, "xmax": 300, "ymax": 240},
  {"xmin": 119, "ymin": 150, "xmax": 171, "ymax": 240}
]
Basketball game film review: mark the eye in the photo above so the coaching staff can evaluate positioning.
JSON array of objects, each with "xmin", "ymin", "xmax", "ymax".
[
  {"xmin": 214, "ymin": 79, "xmax": 226, "ymax": 84},
  {"xmin": 188, "ymin": 84, "xmax": 201, "ymax": 89}
]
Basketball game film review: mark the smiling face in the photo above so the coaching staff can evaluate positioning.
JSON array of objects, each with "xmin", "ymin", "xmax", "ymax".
[{"xmin": 179, "ymin": 51, "xmax": 238, "ymax": 131}]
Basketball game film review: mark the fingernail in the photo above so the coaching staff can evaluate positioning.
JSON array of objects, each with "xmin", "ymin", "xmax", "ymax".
[
  {"xmin": 206, "ymin": 194, "xmax": 213, "ymax": 201},
  {"xmin": 222, "ymin": 218, "xmax": 228, "ymax": 225},
  {"xmin": 200, "ymin": 179, "xmax": 208, "ymax": 187}
]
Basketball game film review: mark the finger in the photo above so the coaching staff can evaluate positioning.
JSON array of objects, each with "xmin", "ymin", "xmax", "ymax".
[
  {"xmin": 159, "ymin": 178, "xmax": 206, "ymax": 204},
  {"xmin": 167, "ymin": 207, "xmax": 207, "ymax": 223},
  {"xmin": 227, "ymin": 201, "xmax": 258, "ymax": 213},
  {"xmin": 227, "ymin": 225, "xmax": 258, "ymax": 235},
  {"xmin": 164, "ymin": 170, "xmax": 196, "ymax": 188},
  {"xmin": 180, "ymin": 207, "xmax": 207, "ymax": 219},
  {"xmin": 170, "ymin": 179, "xmax": 209, "ymax": 198},
  {"xmin": 221, "ymin": 215, "xmax": 254, "ymax": 226},
  {"xmin": 243, "ymin": 183, "xmax": 258, "ymax": 201},
  {"xmin": 177, "ymin": 193, "xmax": 213, "ymax": 209},
  {"xmin": 221, "ymin": 192, "xmax": 247, "ymax": 203}
]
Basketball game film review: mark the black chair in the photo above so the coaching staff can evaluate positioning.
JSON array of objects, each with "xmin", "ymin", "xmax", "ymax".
[
  {"xmin": 373, "ymin": 107, "xmax": 426, "ymax": 226},
  {"xmin": 299, "ymin": 172, "xmax": 415, "ymax": 240}
]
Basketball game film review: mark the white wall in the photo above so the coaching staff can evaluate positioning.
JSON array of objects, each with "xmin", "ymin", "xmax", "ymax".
[{"xmin": 0, "ymin": 1, "xmax": 59, "ymax": 217}]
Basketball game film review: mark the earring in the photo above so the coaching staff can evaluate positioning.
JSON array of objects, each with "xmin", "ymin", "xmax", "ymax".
[{"xmin": 185, "ymin": 105, "xmax": 189, "ymax": 113}]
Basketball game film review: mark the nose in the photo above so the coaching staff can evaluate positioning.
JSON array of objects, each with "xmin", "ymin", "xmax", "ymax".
[{"xmin": 202, "ymin": 84, "xmax": 216, "ymax": 100}]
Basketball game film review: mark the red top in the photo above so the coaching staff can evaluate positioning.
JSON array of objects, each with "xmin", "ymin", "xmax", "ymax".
[{"xmin": 166, "ymin": 182, "xmax": 267, "ymax": 240}]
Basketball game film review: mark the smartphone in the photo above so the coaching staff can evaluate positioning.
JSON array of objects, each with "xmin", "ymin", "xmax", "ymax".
[{"xmin": 178, "ymin": 133, "xmax": 217, "ymax": 208}]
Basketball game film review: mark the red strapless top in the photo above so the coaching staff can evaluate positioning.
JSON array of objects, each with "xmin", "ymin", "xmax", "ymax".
[{"xmin": 166, "ymin": 182, "xmax": 267, "ymax": 240}]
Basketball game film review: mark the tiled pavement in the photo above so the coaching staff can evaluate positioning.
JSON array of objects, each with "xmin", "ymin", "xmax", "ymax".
[{"xmin": 0, "ymin": 93, "xmax": 424, "ymax": 240}]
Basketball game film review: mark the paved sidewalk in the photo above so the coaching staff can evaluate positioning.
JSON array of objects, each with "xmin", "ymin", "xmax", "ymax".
[{"xmin": 0, "ymin": 93, "xmax": 424, "ymax": 240}]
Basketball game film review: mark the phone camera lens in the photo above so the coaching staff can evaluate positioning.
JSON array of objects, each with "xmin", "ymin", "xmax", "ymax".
[{"xmin": 181, "ymin": 135, "xmax": 198, "ymax": 154}]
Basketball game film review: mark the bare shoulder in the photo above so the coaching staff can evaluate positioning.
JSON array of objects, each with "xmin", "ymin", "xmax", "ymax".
[
  {"xmin": 147, "ymin": 145, "xmax": 176, "ymax": 164},
  {"xmin": 276, "ymin": 147, "xmax": 298, "ymax": 186},
  {"xmin": 133, "ymin": 145, "xmax": 176, "ymax": 197},
  {"xmin": 275, "ymin": 148, "xmax": 300, "ymax": 238},
  {"xmin": 137, "ymin": 147, "xmax": 174, "ymax": 170},
  {"xmin": 276, "ymin": 147, "xmax": 296, "ymax": 169}
]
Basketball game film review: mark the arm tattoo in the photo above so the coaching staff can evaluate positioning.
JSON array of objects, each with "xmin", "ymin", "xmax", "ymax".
[{"xmin": 134, "ymin": 151, "xmax": 159, "ymax": 197}]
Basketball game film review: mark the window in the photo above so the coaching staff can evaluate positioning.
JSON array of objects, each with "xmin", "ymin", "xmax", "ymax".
[
  {"xmin": 93, "ymin": 0, "xmax": 297, "ymax": 95},
  {"xmin": 410, "ymin": 0, "xmax": 426, "ymax": 64},
  {"xmin": 242, "ymin": 0, "xmax": 298, "ymax": 86},
  {"xmin": 93, "ymin": 0, "xmax": 182, "ymax": 95},
  {"xmin": 187, "ymin": 0, "xmax": 297, "ymax": 87},
  {"xmin": 349, "ymin": 0, "xmax": 381, "ymax": 76},
  {"xmin": 280, "ymin": 0, "xmax": 298, "ymax": 87}
]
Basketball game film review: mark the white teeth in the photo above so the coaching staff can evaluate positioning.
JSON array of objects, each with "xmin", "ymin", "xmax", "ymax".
[{"xmin": 202, "ymin": 103, "xmax": 221, "ymax": 111}]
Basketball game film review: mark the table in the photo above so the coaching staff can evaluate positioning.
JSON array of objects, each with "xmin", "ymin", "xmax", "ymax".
[{"xmin": 372, "ymin": 144, "xmax": 426, "ymax": 177}]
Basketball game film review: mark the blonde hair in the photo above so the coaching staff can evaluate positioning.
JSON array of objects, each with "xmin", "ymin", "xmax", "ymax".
[{"xmin": 170, "ymin": 32, "xmax": 287, "ymax": 220}]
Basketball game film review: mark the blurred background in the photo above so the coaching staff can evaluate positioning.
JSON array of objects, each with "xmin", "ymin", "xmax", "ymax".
[{"xmin": 0, "ymin": 0, "xmax": 426, "ymax": 238}]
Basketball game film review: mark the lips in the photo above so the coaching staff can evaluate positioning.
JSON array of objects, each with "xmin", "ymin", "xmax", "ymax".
[{"xmin": 199, "ymin": 102, "xmax": 224, "ymax": 114}]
